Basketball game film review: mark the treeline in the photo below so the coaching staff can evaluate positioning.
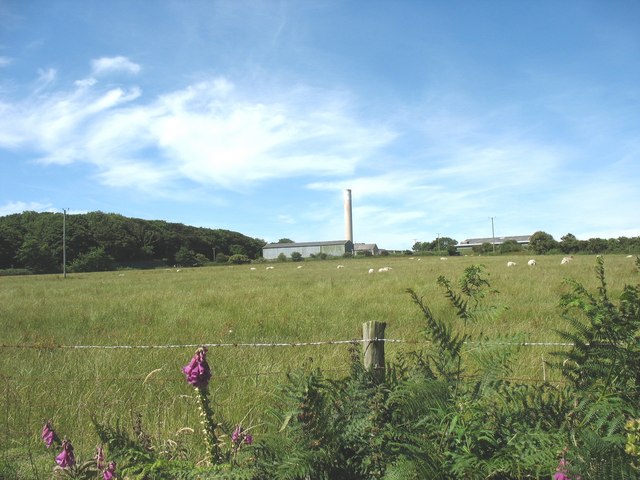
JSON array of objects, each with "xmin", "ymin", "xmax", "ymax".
[
  {"xmin": 0, "ymin": 211, "xmax": 266, "ymax": 274},
  {"xmin": 413, "ymin": 232, "xmax": 640, "ymax": 256}
]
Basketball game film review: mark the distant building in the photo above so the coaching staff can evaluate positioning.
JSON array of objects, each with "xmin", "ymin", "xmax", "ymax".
[
  {"xmin": 457, "ymin": 235, "xmax": 531, "ymax": 251},
  {"xmin": 354, "ymin": 243, "xmax": 380, "ymax": 256},
  {"xmin": 262, "ymin": 240, "xmax": 354, "ymax": 260}
]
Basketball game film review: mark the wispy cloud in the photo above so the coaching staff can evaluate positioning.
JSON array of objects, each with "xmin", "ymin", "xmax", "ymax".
[
  {"xmin": 0, "ymin": 66, "xmax": 395, "ymax": 195},
  {"xmin": 91, "ymin": 56, "xmax": 141, "ymax": 75},
  {"xmin": 0, "ymin": 56, "xmax": 12, "ymax": 67}
]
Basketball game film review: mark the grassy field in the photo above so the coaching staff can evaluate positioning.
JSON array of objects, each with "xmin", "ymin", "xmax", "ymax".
[{"xmin": 1, "ymin": 253, "xmax": 638, "ymax": 474}]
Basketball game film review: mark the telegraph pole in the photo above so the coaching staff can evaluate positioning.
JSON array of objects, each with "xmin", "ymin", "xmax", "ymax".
[
  {"xmin": 490, "ymin": 217, "xmax": 496, "ymax": 255},
  {"xmin": 62, "ymin": 208, "xmax": 67, "ymax": 278}
]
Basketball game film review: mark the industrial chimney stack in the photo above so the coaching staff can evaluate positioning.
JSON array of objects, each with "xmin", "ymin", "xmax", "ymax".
[{"xmin": 344, "ymin": 189, "xmax": 353, "ymax": 244}]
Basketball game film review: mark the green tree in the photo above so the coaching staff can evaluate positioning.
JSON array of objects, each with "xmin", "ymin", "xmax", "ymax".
[
  {"xmin": 499, "ymin": 239, "xmax": 522, "ymax": 253},
  {"xmin": 278, "ymin": 238, "xmax": 294, "ymax": 244},
  {"xmin": 228, "ymin": 254, "xmax": 250, "ymax": 264},
  {"xmin": 175, "ymin": 246, "xmax": 197, "ymax": 266},
  {"xmin": 585, "ymin": 237, "xmax": 608, "ymax": 254},
  {"xmin": 16, "ymin": 236, "xmax": 58, "ymax": 273},
  {"xmin": 560, "ymin": 233, "xmax": 580, "ymax": 254},
  {"xmin": 291, "ymin": 251, "xmax": 303, "ymax": 262},
  {"xmin": 529, "ymin": 231, "xmax": 557, "ymax": 254},
  {"xmin": 277, "ymin": 253, "xmax": 288, "ymax": 262},
  {"xmin": 69, "ymin": 247, "xmax": 114, "ymax": 272},
  {"xmin": 230, "ymin": 244, "xmax": 246, "ymax": 255}
]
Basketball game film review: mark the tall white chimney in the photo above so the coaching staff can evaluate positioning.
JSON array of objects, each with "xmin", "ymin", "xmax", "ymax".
[{"xmin": 344, "ymin": 189, "xmax": 353, "ymax": 244}]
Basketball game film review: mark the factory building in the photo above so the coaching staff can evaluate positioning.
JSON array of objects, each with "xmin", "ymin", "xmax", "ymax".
[{"xmin": 262, "ymin": 240, "xmax": 354, "ymax": 260}]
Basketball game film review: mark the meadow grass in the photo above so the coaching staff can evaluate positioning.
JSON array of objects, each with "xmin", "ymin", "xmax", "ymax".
[{"xmin": 1, "ymin": 254, "xmax": 637, "ymax": 473}]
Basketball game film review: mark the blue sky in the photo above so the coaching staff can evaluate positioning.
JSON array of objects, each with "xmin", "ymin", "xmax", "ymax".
[{"xmin": 1, "ymin": 1, "xmax": 638, "ymax": 250}]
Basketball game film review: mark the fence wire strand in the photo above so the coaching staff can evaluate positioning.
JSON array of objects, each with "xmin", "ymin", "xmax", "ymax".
[{"xmin": 0, "ymin": 338, "xmax": 575, "ymax": 350}]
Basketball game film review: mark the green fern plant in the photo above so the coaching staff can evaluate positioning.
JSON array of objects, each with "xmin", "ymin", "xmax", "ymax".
[{"xmin": 553, "ymin": 257, "xmax": 640, "ymax": 399}]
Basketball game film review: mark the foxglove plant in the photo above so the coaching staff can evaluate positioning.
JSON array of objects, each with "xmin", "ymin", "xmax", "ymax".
[
  {"xmin": 41, "ymin": 419, "xmax": 60, "ymax": 448},
  {"xmin": 183, "ymin": 346, "xmax": 221, "ymax": 464},
  {"xmin": 103, "ymin": 461, "xmax": 117, "ymax": 480},
  {"xmin": 55, "ymin": 438, "xmax": 76, "ymax": 468},
  {"xmin": 553, "ymin": 453, "xmax": 581, "ymax": 480},
  {"xmin": 95, "ymin": 444, "xmax": 105, "ymax": 470}
]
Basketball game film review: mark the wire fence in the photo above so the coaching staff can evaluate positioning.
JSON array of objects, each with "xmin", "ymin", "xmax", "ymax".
[{"xmin": 0, "ymin": 338, "xmax": 576, "ymax": 350}]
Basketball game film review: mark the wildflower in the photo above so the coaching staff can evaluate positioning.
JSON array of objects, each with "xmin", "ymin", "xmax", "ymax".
[
  {"xmin": 231, "ymin": 425, "xmax": 253, "ymax": 447},
  {"xmin": 41, "ymin": 420, "xmax": 59, "ymax": 448},
  {"xmin": 103, "ymin": 461, "xmax": 116, "ymax": 480},
  {"xmin": 95, "ymin": 444, "xmax": 105, "ymax": 470},
  {"xmin": 55, "ymin": 438, "xmax": 75, "ymax": 468},
  {"xmin": 554, "ymin": 456, "xmax": 581, "ymax": 480},
  {"xmin": 182, "ymin": 346, "xmax": 212, "ymax": 388},
  {"xmin": 231, "ymin": 425, "xmax": 242, "ymax": 444}
]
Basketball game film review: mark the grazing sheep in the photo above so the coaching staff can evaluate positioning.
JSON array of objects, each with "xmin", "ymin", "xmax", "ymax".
[
  {"xmin": 440, "ymin": 257, "xmax": 448, "ymax": 261},
  {"xmin": 627, "ymin": 255, "xmax": 634, "ymax": 258},
  {"xmin": 378, "ymin": 267, "xmax": 392, "ymax": 272},
  {"xmin": 250, "ymin": 267, "xmax": 257, "ymax": 270},
  {"xmin": 337, "ymin": 265, "xmax": 345, "ymax": 269},
  {"xmin": 266, "ymin": 266, "xmax": 275, "ymax": 270},
  {"xmin": 561, "ymin": 256, "xmax": 573, "ymax": 265},
  {"xmin": 527, "ymin": 259, "xmax": 536, "ymax": 266},
  {"xmin": 297, "ymin": 265, "xmax": 303, "ymax": 269},
  {"xmin": 368, "ymin": 268, "xmax": 375, "ymax": 274},
  {"xmin": 507, "ymin": 261, "xmax": 517, "ymax": 267}
]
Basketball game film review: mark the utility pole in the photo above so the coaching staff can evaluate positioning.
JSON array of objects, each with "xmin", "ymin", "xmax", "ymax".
[
  {"xmin": 490, "ymin": 217, "xmax": 496, "ymax": 255},
  {"xmin": 62, "ymin": 208, "xmax": 67, "ymax": 278},
  {"xmin": 437, "ymin": 233, "xmax": 441, "ymax": 253}
]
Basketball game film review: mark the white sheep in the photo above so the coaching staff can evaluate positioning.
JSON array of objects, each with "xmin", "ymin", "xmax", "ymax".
[
  {"xmin": 297, "ymin": 265, "xmax": 303, "ymax": 269},
  {"xmin": 507, "ymin": 261, "xmax": 517, "ymax": 267},
  {"xmin": 368, "ymin": 268, "xmax": 375, "ymax": 274},
  {"xmin": 527, "ymin": 259, "xmax": 536, "ymax": 266},
  {"xmin": 440, "ymin": 257, "xmax": 448, "ymax": 261},
  {"xmin": 266, "ymin": 266, "xmax": 275, "ymax": 270},
  {"xmin": 561, "ymin": 256, "xmax": 573, "ymax": 265},
  {"xmin": 250, "ymin": 267, "xmax": 257, "ymax": 270},
  {"xmin": 378, "ymin": 267, "xmax": 392, "ymax": 272},
  {"xmin": 337, "ymin": 265, "xmax": 345, "ymax": 269}
]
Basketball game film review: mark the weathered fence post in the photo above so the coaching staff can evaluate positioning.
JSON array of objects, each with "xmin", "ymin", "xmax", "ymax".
[{"xmin": 362, "ymin": 321, "xmax": 386, "ymax": 380}]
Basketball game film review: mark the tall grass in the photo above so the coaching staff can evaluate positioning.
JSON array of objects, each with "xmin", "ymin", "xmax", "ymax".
[{"xmin": 1, "ymin": 254, "xmax": 637, "ymax": 473}]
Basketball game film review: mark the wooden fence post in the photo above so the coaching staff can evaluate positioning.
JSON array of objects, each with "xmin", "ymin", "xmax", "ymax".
[{"xmin": 362, "ymin": 321, "xmax": 386, "ymax": 380}]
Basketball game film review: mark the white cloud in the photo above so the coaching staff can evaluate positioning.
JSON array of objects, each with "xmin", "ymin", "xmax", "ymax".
[
  {"xmin": 0, "ymin": 201, "xmax": 55, "ymax": 216},
  {"xmin": 74, "ymin": 77, "xmax": 97, "ymax": 88},
  {"xmin": 0, "ymin": 67, "xmax": 396, "ymax": 196},
  {"xmin": 91, "ymin": 56, "xmax": 141, "ymax": 75},
  {"xmin": 0, "ymin": 56, "xmax": 12, "ymax": 67}
]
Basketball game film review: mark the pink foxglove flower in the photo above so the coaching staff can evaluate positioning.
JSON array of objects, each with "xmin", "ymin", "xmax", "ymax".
[
  {"xmin": 55, "ymin": 439, "xmax": 75, "ymax": 468},
  {"xmin": 41, "ymin": 420, "xmax": 58, "ymax": 448},
  {"xmin": 182, "ymin": 347, "xmax": 212, "ymax": 388},
  {"xmin": 554, "ymin": 457, "xmax": 581, "ymax": 480},
  {"xmin": 95, "ymin": 444, "xmax": 105, "ymax": 470},
  {"xmin": 103, "ymin": 461, "xmax": 116, "ymax": 480}
]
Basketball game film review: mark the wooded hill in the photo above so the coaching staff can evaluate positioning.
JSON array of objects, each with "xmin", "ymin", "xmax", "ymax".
[{"xmin": 0, "ymin": 211, "xmax": 266, "ymax": 274}]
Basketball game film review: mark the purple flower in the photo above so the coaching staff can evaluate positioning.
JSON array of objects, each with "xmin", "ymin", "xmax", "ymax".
[
  {"xmin": 55, "ymin": 439, "xmax": 75, "ymax": 468},
  {"xmin": 95, "ymin": 444, "xmax": 105, "ymax": 470},
  {"xmin": 103, "ymin": 461, "xmax": 116, "ymax": 480},
  {"xmin": 182, "ymin": 347, "xmax": 212, "ymax": 388},
  {"xmin": 41, "ymin": 420, "xmax": 58, "ymax": 448},
  {"xmin": 231, "ymin": 425, "xmax": 242, "ymax": 444},
  {"xmin": 231, "ymin": 424, "xmax": 253, "ymax": 446},
  {"xmin": 554, "ymin": 457, "xmax": 581, "ymax": 480}
]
